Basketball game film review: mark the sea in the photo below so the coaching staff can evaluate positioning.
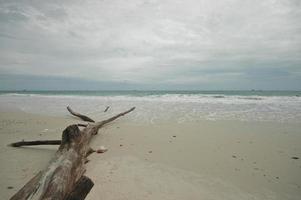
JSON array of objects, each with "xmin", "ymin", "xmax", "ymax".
[{"xmin": 0, "ymin": 90, "xmax": 301, "ymax": 123}]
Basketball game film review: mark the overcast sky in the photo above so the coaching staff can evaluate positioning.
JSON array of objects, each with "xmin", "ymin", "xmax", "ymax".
[{"xmin": 0, "ymin": 0, "xmax": 300, "ymax": 90}]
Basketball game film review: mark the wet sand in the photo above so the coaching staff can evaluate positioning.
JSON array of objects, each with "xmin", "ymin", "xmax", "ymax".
[{"xmin": 0, "ymin": 111, "xmax": 300, "ymax": 199}]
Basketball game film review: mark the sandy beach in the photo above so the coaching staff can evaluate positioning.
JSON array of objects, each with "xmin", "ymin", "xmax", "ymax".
[
  {"xmin": 1, "ymin": 110, "xmax": 300, "ymax": 200},
  {"xmin": 1, "ymin": 0, "xmax": 301, "ymax": 198}
]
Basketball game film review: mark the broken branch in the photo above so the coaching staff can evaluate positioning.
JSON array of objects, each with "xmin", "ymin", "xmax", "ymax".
[
  {"xmin": 9, "ymin": 140, "xmax": 61, "ymax": 147},
  {"xmin": 67, "ymin": 106, "xmax": 95, "ymax": 122}
]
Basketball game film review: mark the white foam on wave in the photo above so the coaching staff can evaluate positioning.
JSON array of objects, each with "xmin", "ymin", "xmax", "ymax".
[{"xmin": 0, "ymin": 93, "xmax": 300, "ymax": 123}]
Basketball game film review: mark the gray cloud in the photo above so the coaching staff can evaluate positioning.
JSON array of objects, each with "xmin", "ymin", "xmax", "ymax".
[{"xmin": 0, "ymin": 0, "xmax": 300, "ymax": 90}]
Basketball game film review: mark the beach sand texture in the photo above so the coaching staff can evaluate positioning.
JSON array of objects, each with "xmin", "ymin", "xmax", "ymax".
[{"xmin": 0, "ymin": 110, "xmax": 300, "ymax": 200}]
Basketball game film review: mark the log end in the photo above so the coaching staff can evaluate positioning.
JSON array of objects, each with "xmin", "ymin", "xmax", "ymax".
[{"xmin": 65, "ymin": 176, "xmax": 94, "ymax": 200}]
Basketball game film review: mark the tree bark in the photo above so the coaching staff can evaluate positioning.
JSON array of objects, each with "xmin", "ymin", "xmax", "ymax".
[{"xmin": 9, "ymin": 106, "xmax": 135, "ymax": 200}]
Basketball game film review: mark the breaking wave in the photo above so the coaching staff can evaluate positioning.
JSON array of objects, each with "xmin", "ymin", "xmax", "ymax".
[{"xmin": 1, "ymin": 92, "xmax": 301, "ymax": 123}]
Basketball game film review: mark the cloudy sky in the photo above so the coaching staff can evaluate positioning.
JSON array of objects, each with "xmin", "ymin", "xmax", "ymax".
[{"xmin": 0, "ymin": 0, "xmax": 300, "ymax": 90}]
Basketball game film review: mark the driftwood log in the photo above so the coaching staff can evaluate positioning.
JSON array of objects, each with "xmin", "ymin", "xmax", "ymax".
[{"xmin": 9, "ymin": 106, "xmax": 135, "ymax": 200}]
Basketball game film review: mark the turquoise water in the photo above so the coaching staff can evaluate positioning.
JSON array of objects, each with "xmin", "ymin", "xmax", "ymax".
[{"xmin": 0, "ymin": 90, "xmax": 300, "ymax": 97}]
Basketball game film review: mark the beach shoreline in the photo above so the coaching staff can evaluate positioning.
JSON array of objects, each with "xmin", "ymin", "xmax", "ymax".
[
  {"xmin": 0, "ymin": 110, "xmax": 300, "ymax": 199},
  {"xmin": 1, "ymin": 0, "xmax": 301, "ymax": 198}
]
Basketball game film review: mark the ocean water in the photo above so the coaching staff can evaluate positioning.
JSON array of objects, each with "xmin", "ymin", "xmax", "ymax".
[{"xmin": 0, "ymin": 90, "xmax": 301, "ymax": 123}]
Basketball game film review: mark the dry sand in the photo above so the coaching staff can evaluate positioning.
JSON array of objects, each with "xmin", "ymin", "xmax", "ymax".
[{"xmin": 0, "ymin": 111, "xmax": 300, "ymax": 199}]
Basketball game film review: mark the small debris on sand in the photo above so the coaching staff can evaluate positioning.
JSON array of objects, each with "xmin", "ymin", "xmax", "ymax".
[
  {"xmin": 104, "ymin": 106, "xmax": 110, "ymax": 112},
  {"xmin": 148, "ymin": 151, "xmax": 152, "ymax": 153},
  {"xmin": 7, "ymin": 186, "xmax": 13, "ymax": 189},
  {"xmin": 96, "ymin": 146, "xmax": 108, "ymax": 153},
  {"xmin": 291, "ymin": 156, "xmax": 299, "ymax": 160},
  {"xmin": 232, "ymin": 155, "xmax": 237, "ymax": 158},
  {"xmin": 172, "ymin": 135, "xmax": 176, "ymax": 138}
]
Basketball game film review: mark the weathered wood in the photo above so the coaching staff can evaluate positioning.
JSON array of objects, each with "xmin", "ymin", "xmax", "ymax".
[
  {"xmin": 9, "ymin": 107, "xmax": 135, "ymax": 200},
  {"xmin": 94, "ymin": 107, "xmax": 136, "ymax": 130},
  {"xmin": 67, "ymin": 106, "xmax": 95, "ymax": 122},
  {"xmin": 65, "ymin": 176, "xmax": 94, "ymax": 200},
  {"xmin": 10, "ymin": 172, "xmax": 43, "ymax": 200},
  {"xmin": 77, "ymin": 123, "xmax": 88, "ymax": 127},
  {"xmin": 86, "ymin": 148, "xmax": 95, "ymax": 157},
  {"xmin": 9, "ymin": 140, "xmax": 61, "ymax": 147}
]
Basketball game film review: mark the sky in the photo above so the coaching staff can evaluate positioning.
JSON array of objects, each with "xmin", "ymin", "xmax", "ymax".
[{"xmin": 0, "ymin": 0, "xmax": 300, "ymax": 90}]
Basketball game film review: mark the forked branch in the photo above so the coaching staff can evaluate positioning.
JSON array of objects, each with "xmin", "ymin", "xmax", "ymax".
[{"xmin": 94, "ymin": 107, "xmax": 135, "ymax": 129}]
